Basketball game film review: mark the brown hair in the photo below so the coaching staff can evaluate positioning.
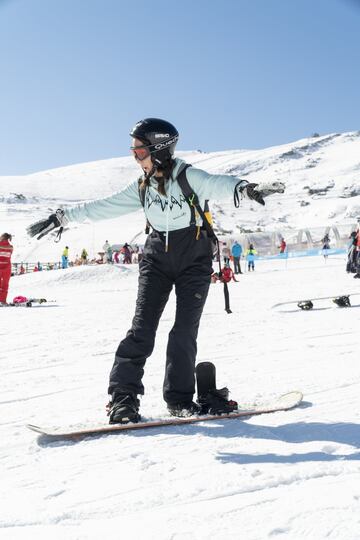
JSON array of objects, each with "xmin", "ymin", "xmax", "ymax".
[
  {"xmin": 0, "ymin": 233, "xmax": 12, "ymax": 242},
  {"xmin": 139, "ymin": 175, "xmax": 167, "ymax": 197},
  {"xmin": 139, "ymin": 160, "xmax": 175, "ymax": 197}
]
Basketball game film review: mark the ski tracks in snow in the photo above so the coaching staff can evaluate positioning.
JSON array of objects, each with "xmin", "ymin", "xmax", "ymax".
[{"xmin": 2, "ymin": 260, "xmax": 360, "ymax": 539}]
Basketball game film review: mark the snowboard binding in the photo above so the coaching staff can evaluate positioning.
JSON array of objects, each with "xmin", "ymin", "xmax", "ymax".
[
  {"xmin": 332, "ymin": 295, "xmax": 351, "ymax": 307},
  {"xmin": 197, "ymin": 387, "xmax": 238, "ymax": 415},
  {"xmin": 196, "ymin": 362, "xmax": 238, "ymax": 415},
  {"xmin": 297, "ymin": 300, "xmax": 314, "ymax": 310}
]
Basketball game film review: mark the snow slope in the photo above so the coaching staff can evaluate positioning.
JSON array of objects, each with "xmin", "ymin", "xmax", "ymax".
[
  {"xmin": 1, "ymin": 132, "xmax": 360, "ymax": 539},
  {"xmin": 1, "ymin": 255, "xmax": 360, "ymax": 540},
  {"xmin": 1, "ymin": 131, "xmax": 359, "ymax": 262}
]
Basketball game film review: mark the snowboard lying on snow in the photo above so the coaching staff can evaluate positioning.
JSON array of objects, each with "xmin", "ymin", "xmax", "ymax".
[
  {"xmin": 0, "ymin": 297, "xmax": 51, "ymax": 308},
  {"xmin": 272, "ymin": 292, "xmax": 360, "ymax": 312},
  {"xmin": 27, "ymin": 390, "xmax": 303, "ymax": 440}
]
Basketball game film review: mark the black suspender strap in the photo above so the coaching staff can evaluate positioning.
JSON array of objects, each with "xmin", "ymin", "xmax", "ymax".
[
  {"xmin": 176, "ymin": 165, "xmax": 232, "ymax": 314},
  {"xmin": 176, "ymin": 164, "xmax": 215, "ymax": 240},
  {"xmin": 175, "ymin": 164, "xmax": 196, "ymax": 227}
]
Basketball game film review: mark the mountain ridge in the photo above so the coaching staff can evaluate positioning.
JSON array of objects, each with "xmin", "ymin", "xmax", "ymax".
[{"xmin": 1, "ymin": 131, "xmax": 359, "ymax": 261}]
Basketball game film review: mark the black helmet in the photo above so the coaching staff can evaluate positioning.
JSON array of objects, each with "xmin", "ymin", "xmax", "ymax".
[{"xmin": 130, "ymin": 118, "xmax": 179, "ymax": 167}]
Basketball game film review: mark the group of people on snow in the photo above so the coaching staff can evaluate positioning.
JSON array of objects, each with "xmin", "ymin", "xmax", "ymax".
[
  {"xmin": 102, "ymin": 242, "xmax": 143, "ymax": 264},
  {"xmin": 59, "ymin": 242, "xmax": 143, "ymax": 268},
  {"xmin": 218, "ymin": 237, "xmax": 287, "ymax": 277},
  {"xmin": 218, "ymin": 240, "xmax": 258, "ymax": 277},
  {"xmin": 62, "ymin": 246, "xmax": 88, "ymax": 267}
]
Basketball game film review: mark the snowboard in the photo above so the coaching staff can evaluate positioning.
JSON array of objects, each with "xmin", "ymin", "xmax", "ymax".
[
  {"xmin": 0, "ymin": 298, "xmax": 50, "ymax": 308},
  {"xmin": 272, "ymin": 292, "xmax": 360, "ymax": 313},
  {"xmin": 27, "ymin": 390, "xmax": 303, "ymax": 440}
]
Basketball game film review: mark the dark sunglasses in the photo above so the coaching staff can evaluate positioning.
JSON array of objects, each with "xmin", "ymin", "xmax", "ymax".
[{"xmin": 130, "ymin": 144, "xmax": 151, "ymax": 161}]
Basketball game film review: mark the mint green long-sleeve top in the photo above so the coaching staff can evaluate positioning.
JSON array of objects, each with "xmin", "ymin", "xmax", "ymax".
[{"xmin": 65, "ymin": 158, "xmax": 246, "ymax": 233}]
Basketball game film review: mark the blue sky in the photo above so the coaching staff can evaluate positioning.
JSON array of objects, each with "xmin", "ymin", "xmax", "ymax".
[{"xmin": 1, "ymin": 0, "xmax": 360, "ymax": 174}]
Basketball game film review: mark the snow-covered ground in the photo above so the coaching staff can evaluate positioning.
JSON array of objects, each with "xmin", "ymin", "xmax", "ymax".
[
  {"xmin": 1, "ymin": 254, "xmax": 360, "ymax": 540},
  {"xmin": 1, "ymin": 133, "xmax": 360, "ymax": 539}
]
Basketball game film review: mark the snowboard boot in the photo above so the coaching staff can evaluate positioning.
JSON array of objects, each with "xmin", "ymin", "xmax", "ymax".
[
  {"xmin": 167, "ymin": 401, "xmax": 201, "ymax": 418},
  {"xmin": 107, "ymin": 393, "xmax": 140, "ymax": 424},
  {"xmin": 197, "ymin": 387, "xmax": 238, "ymax": 415}
]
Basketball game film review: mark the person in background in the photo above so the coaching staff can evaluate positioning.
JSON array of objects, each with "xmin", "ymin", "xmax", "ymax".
[
  {"xmin": 245, "ymin": 243, "xmax": 257, "ymax": 271},
  {"xmin": 121, "ymin": 243, "xmax": 132, "ymax": 264},
  {"xmin": 353, "ymin": 221, "xmax": 360, "ymax": 278},
  {"xmin": 113, "ymin": 250, "xmax": 120, "ymax": 264},
  {"xmin": 221, "ymin": 242, "xmax": 231, "ymax": 265},
  {"xmin": 279, "ymin": 237, "xmax": 287, "ymax": 254},
  {"xmin": 210, "ymin": 263, "xmax": 237, "ymax": 314},
  {"xmin": 321, "ymin": 233, "xmax": 330, "ymax": 258},
  {"xmin": 212, "ymin": 263, "xmax": 238, "ymax": 283},
  {"xmin": 81, "ymin": 248, "xmax": 88, "ymax": 265},
  {"xmin": 62, "ymin": 246, "xmax": 69, "ymax": 269},
  {"xmin": 19, "ymin": 263, "xmax": 26, "ymax": 275},
  {"xmin": 222, "ymin": 263, "xmax": 238, "ymax": 283},
  {"xmin": 346, "ymin": 231, "xmax": 357, "ymax": 274},
  {"xmin": 0, "ymin": 233, "xmax": 13, "ymax": 305},
  {"xmin": 131, "ymin": 245, "xmax": 139, "ymax": 264},
  {"xmin": 231, "ymin": 240, "xmax": 243, "ymax": 274},
  {"xmin": 103, "ymin": 240, "xmax": 113, "ymax": 263}
]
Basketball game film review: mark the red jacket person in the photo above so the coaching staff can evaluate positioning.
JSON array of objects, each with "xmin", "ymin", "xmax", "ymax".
[{"xmin": 0, "ymin": 233, "xmax": 13, "ymax": 304}]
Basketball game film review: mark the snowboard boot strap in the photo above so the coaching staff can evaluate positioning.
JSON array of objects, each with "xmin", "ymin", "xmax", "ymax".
[
  {"xmin": 197, "ymin": 387, "xmax": 238, "ymax": 415},
  {"xmin": 107, "ymin": 394, "xmax": 140, "ymax": 424}
]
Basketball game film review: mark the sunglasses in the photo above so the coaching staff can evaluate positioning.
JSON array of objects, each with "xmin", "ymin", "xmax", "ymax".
[{"xmin": 130, "ymin": 144, "xmax": 151, "ymax": 161}]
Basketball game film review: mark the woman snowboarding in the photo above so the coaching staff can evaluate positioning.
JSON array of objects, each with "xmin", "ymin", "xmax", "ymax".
[{"xmin": 27, "ymin": 118, "xmax": 284, "ymax": 423}]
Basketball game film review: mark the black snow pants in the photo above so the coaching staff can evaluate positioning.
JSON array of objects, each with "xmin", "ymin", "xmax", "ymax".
[
  {"xmin": 108, "ymin": 226, "xmax": 213, "ymax": 405},
  {"xmin": 233, "ymin": 256, "xmax": 241, "ymax": 274}
]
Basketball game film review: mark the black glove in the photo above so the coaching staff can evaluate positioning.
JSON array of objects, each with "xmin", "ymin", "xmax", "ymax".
[
  {"xmin": 27, "ymin": 209, "xmax": 66, "ymax": 240},
  {"xmin": 235, "ymin": 180, "xmax": 285, "ymax": 207},
  {"xmin": 244, "ymin": 183, "xmax": 266, "ymax": 205}
]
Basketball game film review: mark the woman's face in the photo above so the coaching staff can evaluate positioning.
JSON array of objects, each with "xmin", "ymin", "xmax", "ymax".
[{"xmin": 131, "ymin": 138, "xmax": 153, "ymax": 174}]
